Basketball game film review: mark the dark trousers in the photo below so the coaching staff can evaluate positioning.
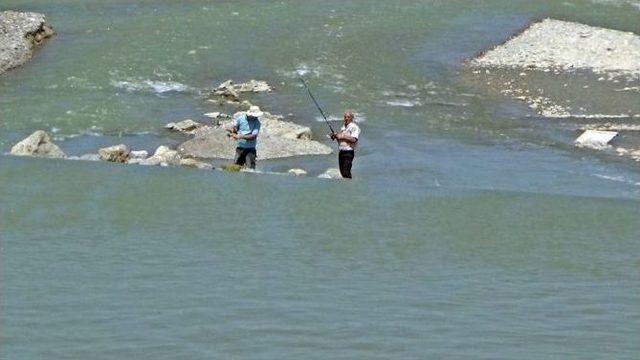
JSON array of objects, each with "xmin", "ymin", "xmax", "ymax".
[
  {"xmin": 235, "ymin": 147, "xmax": 257, "ymax": 169},
  {"xmin": 338, "ymin": 150, "xmax": 355, "ymax": 179}
]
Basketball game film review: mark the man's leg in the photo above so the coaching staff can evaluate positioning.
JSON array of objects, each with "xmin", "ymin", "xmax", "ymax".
[
  {"xmin": 245, "ymin": 148, "xmax": 256, "ymax": 169},
  {"xmin": 234, "ymin": 147, "xmax": 246, "ymax": 166},
  {"xmin": 339, "ymin": 150, "xmax": 354, "ymax": 178}
]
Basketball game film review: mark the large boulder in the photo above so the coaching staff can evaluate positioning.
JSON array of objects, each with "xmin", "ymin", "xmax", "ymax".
[
  {"xmin": 98, "ymin": 144, "xmax": 130, "ymax": 163},
  {"xmin": 0, "ymin": 11, "xmax": 55, "ymax": 75},
  {"xmin": 178, "ymin": 129, "xmax": 332, "ymax": 160},
  {"xmin": 178, "ymin": 110, "xmax": 331, "ymax": 160},
  {"xmin": 10, "ymin": 130, "xmax": 65, "ymax": 158}
]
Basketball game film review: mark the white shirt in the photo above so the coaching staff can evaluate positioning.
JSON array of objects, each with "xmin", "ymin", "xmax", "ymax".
[{"xmin": 338, "ymin": 122, "xmax": 361, "ymax": 151}]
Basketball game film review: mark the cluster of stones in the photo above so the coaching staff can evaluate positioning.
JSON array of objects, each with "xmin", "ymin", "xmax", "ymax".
[
  {"xmin": 8, "ymin": 131, "xmax": 343, "ymax": 176},
  {"xmin": 1, "ymin": 11, "xmax": 55, "ymax": 75},
  {"xmin": 9, "ymin": 130, "xmax": 213, "ymax": 169}
]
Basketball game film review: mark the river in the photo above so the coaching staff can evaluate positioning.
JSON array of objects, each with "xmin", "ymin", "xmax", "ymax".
[{"xmin": 1, "ymin": 0, "xmax": 639, "ymax": 358}]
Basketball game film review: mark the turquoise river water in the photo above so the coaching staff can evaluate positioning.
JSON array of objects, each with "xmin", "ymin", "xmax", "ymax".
[{"xmin": 1, "ymin": 0, "xmax": 639, "ymax": 359}]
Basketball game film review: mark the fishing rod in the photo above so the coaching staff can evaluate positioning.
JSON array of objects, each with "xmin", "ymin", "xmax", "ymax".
[{"xmin": 293, "ymin": 69, "xmax": 337, "ymax": 138}]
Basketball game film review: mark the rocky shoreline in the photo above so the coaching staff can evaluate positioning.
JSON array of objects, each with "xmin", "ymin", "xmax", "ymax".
[{"xmin": 0, "ymin": 11, "xmax": 54, "ymax": 75}]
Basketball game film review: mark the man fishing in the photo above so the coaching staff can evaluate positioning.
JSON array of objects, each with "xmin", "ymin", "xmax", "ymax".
[
  {"xmin": 227, "ymin": 105, "xmax": 263, "ymax": 169},
  {"xmin": 294, "ymin": 69, "xmax": 362, "ymax": 179},
  {"xmin": 331, "ymin": 110, "xmax": 360, "ymax": 179}
]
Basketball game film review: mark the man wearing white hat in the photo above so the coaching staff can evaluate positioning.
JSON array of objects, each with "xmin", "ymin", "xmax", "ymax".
[{"xmin": 228, "ymin": 105, "xmax": 263, "ymax": 169}]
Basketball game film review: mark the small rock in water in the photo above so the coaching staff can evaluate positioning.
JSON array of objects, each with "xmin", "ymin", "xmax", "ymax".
[
  {"xmin": 10, "ymin": 130, "xmax": 66, "ymax": 158},
  {"xmin": 288, "ymin": 168, "xmax": 308, "ymax": 176},
  {"xmin": 164, "ymin": 119, "xmax": 203, "ymax": 135},
  {"xmin": 180, "ymin": 158, "xmax": 213, "ymax": 170},
  {"xmin": 98, "ymin": 144, "xmax": 130, "ymax": 163},
  {"xmin": 318, "ymin": 168, "xmax": 342, "ymax": 179},
  {"xmin": 574, "ymin": 130, "xmax": 618, "ymax": 150}
]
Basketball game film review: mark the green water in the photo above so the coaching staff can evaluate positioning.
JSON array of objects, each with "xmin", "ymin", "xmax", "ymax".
[{"xmin": 1, "ymin": 0, "xmax": 639, "ymax": 358}]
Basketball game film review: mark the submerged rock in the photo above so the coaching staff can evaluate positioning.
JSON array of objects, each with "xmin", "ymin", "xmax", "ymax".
[
  {"xmin": 288, "ymin": 168, "xmax": 308, "ymax": 176},
  {"xmin": 10, "ymin": 130, "xmax": 65, "ymax": 158},
  {"xmin": 318, "ymin": 168, "xmax": 342, "ymax": 179},
  {"xmin": 0, "ymin": 11, "xmax": 55, "ymax": 75},
  {"xmin": 98, "ymin": 144, "xmax": 130, "ymax": 163},
  {"xmin": 222, "ymin": 164, "xmax": 243, "ymax": 172},
  {"xmin": 180, "ymin": 158, "xmax": 213, "ymax": 170}
]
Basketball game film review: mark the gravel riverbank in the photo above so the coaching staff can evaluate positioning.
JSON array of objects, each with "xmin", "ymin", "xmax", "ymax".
[
  {"xmin": 469, "ymin": 18, "xmax": 640, "ymax": 79},
  {"xmin": 0, "ymin": 11, "xmax": 54, "ymax": 75},
  {"xmin": 465, "ymin": 18, "xmax": 640, "ymax": 163}
]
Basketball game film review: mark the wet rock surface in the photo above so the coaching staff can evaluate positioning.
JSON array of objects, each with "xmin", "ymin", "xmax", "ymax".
[{"xmin": 1, "ymin": 11, "xmax": 54, "ymax": 75}]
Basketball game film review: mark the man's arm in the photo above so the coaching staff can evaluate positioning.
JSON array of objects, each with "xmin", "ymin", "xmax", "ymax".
[
  {"xmin": 231, "ymin": 121, "xmax": 260, "ymax": 140},
  {"xmin": 236, "ymin": 133, "xmax": 258, "ymax": 140},
  {"xmin": 335, "ymin": 132, "xmax": 358, "ymax": 144}
]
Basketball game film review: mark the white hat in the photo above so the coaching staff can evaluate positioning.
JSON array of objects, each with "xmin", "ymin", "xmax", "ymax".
[{"xmin": 246, "ymin": 105, "xmax": 264, "ymax": 118}]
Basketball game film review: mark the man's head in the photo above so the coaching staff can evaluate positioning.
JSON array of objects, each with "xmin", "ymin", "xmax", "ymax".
[
  {"xmin": 246, "ymin": 105, "xmax": 264, "ymax": 120},
  {"xmin": 343, "ymin": 110, "xmax": 354, "ymax": 125}
]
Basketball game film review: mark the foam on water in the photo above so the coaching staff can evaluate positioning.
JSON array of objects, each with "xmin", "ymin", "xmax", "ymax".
[
  {"xmin": 110, "ymin": 79, "xmax": 191, "ymax": 94},
  {"xmin": 315, "ymin": 113, "xmax": 366, "ymax": 123},
  {"xmin": 386, "ymin": 99, "xmax": 422, "ymax": 107}
]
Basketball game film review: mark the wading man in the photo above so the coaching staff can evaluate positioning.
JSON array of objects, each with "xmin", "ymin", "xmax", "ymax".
[
  {"xmin": 228, "ymin": 105, "xmax": 263, "ymax": 169},
  {"xmin": 331, "ymin": 110, "xmax": 361, "ymax": 179}
]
